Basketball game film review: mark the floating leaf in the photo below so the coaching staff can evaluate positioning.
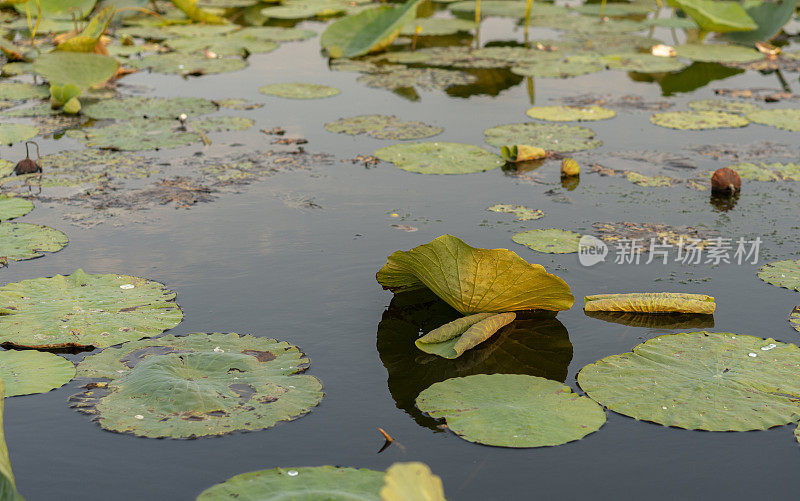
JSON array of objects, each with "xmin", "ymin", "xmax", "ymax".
[
  {"xmin": 258, "ymin": 82, "xmax": 340, "ymax": 99},
  {"xmin": 583, "ymin": 292, "xmax": 716, "ymax": 314},
  {"xmin": 0, "ymin": 350, "xmax": 75, "ymax": 397},
  {"xmin": 128, "ymin": 53, "xmax": 248, "ymax": 75},
  {"xmin": 0, "ymin": 83, "xmax": 49, "ymax": 101},
  {"xmin": 416, "ymin": 374, "xmax": 606, "ymax": 447},
  {"xmin": 449, "ymin": 0, "xmax": 566, "ymax": 17},
  {"xmin": 357, "ymin": 67, "xmax": 476, "ymax": 91},
  {"xmin": 758, "ymin": 259, "xmax": 800, "ymax": 292},
  {"xmin": 574, "ymin": 3, "xmax": 654, "ymax": 16},
  {"xmin": 381, "ymin": 462, "xmax": 446, "ymax": 501},
  {"xmin": 376, "ymin": 234, "xmax": 574, "ymax": 313},
  {"xmin": 0, "ymin": 124, "xmax": 37, "ymax": 145},
  {"xmin": 0, "ymin": 223, "xmax": 68, "ymax": 263},
  {"xmin": 664, "ymin": 0, "xmax": 757, "ymax": 33},
  {"xmin": 0, "ymin": 379, "xmax": 22, "ymax": 501},
  {"xmin": 325, "ymin": 115, "xmax": 442, "ymax": 140},
  {"xmin": 499, "ymin": 145, "xmax": 546, "ymax": 163},
  {"xmin": 400, "ymin": 17, "xmax": 475, "ymax": 36},
  {"xmin": 674, "ymin": 44, "xmax": 763, "ymax": 63},
  {"xmin": 33, "ymin": 53, "xmax": 119, "ymax": 89},
  {"xmin": 602, "ymin": 53, "xmax": 688, "ymax": 73},
  {"xmin": 191, "ymin": 116, "xmax": 255, "ymax": 133},
  {"xmin": 510, "ymin": 58, "xmax": 605, "ymax": 78},
  {"xmin": 321, "ymin": 0, "xmax": 421, "ymax": 58},
  {"xmin": 82, "ymin": 97, "xmax": 217, "ymax": 120},
  {"xmin": 688, "ymin": 99, "xmax": 760, "ymax": 114},
  {"xmin": 512, "ymin": 229, "xmax": 582, "ymax": 254},
  {"xmin": 626, "ymin": 171, "xmax": 674, "ymax": 187},
  {"xmin": 0, "ymin": 197, "xmax": 33, "ymax": 221},
  {"xmin": 166, "ymin": 32, "xmax": 279, "ymax": 57},
  {"xmin": 649, "ymin": 111, "xmax": 749, "ymax": 130},
  {"xmin": 72, "ymin": 332, "xmax": 322, "ymax": 438},
  {"xmin": 0, "ymin": 269, "xmax": 183, "ymax": 349},
  {"xmin": 727, "ymin": 162, "xmax": 800, "ymax": 181},
  {"xmin": 487, "ymin": 204, "xmax": 544, "ymax": 221},
  {"xmin": 578, "ymin": 331, "xmax": 800, "ymax": 431},
  {"xmin": 746, "ymin": 109, "xmax": 800, "ymax": 131},
  {"xmin": 484, "ymin": 123, "xmax": 602, "ymax": 153},
  {"xmin": 374, "ymin": 142, "xmax": 502, "ymax": 174},
  {"xmin": 67, "ymin": 119, "xmax": 202, "ymax": 151},
  {"xmin": 525, "ymin": 105, "xmax": 615, "ymax": 122},
  {"xmin": 416, "ymin": 312, "xmax": 516, "ymax": 359},
  {"xmin": 261, "ymin": 0, "xmax": 373, "ymax": 19},
  {"xmin": 14, "ymin": 0, "xmax": 97, "ymax": 19},
  {"xmin": 593, "ymin": 221, "xmax": 716, "ymax": 248}
]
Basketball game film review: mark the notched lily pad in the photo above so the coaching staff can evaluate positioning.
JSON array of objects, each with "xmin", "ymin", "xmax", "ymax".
[
  {"xmin": 0, "ymin": 222, "xmax": 68, "ymax": 263},
  {"xmin": 258, "ymin": 82, "xmax": 340, "ymax": 99},
  {"xmin": 512, "ymin": 229, "xmax": 582, "ymax": 254},
  {"xmin": 0, "ymin": 350, "xmax": 75, "ymax": 396},
  {"xmin": 325, "ymin": 115, "xmax": 442, "ymax": 140},
  {"xmin": 758, "ymin": 259, "xmax": 800, "ymax": 292},
  {"xmin": 484, "ymin": 123, "xmax": 602, "ymax": 153},
  {"xmin": 374, "ymin": 142, "xmax": 502, "ymax": 174},
  {"xmin": 583, "ymin": 292, "xmax": 716, "ymax": 314},
  {"xmin": 487, "ymin": 204, "xmax": 544, "ymax": 221},
  {"xmin": 525, "ymin": 105, "xmax": 615, "ymax": 122},
  {"xmin": 650, "ymin": 111, "xmax": 749, "ymax": 130}
]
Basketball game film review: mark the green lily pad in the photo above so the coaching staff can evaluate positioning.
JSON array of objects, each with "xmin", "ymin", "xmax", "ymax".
[
  {"xmin": 688, "ymin": 99, "xmax": 760, "ymax": 114},
  {"xmin": 758, "ymin": 259, "xmax": 800, "ymax": 292},
  {"xmin": 261, "ymin": 0, "xmax": 372, "ymax": 19},
  {"xmin": 790, "ymin": 306, "xmax": 800, "ymax": 333},
  {"xmin": 0, "ymin": 83, "xmax": 49, "ymax": 101},
  {"xmin": 325, "ymin": 114, "xmax": 442, "ymax": 140},
  {"xmin": 0, "ymin": 196, "xmax": 33, "ymax": 222},
  {"xmin": 357, "ymin": 67, "xmax": 476, "ymax": 91},
  {"xmin": 190, "ymin": 116, "xmax": 255, "ymax": 133},
  {"xmin": 235, "ymin": 26, "xmax": 317, "ymax": 42},
  {"xmin": 525, "ymin": 105, "xmax": 615, "ymax": 122},
  {"xmin": 723, "ymin": 0, "xmax": 797, "ymax": 45},
  {"xmin": 602, "ymin": 54, "xmax": 688, "ymax": 73},
  {"xmin": 484, "ymin": 123, "xmax": 602, "ymax": 153},
  {"xmin": 400, "ymin": 17, "xmax": 475, "ymax": 36},
  {"xmin": 584, "ymin": 292, "xmax": 716, "ymax": 314},
  {"xmin": 674, "ymin": 44, "xmax": 763, "ymax": 63},
  {"xmin": 166, "ymin": 33, "xmax": 279, "ymax": 57},
  {"xmin": 415, "ymin": 312, "xmax": 516, "ymax": 359},
  {"xmin": 0, "ymin": 222, "xmax": 68, "ymax": 263},
  {"xmin": 0, "ymin": 350, "xmax": 75, "ymax": 397},
  {"xmin": 593, "ymin": 221, "xmax": 715, "ymax": 247},
  {"xmin": 510, "ymin": 58, "xmax": 605, "ymax": 78},
  {"xmin": 578, "ymin": 331, "xmax": 800, "ymax": 431},
  {"xmin": 649, "ymin": 111, "xmax": 749, "ymax": 130},
  {"xmin": 67, "ymin": 119, "xmax": 202, "ymax": 151},
  {"xmin": 626, "ymin": 171, "xmax": 675, "ymax": 187},
  {"xmin": 416, "ymin": 374, "xmax": 606, "ymax": 447},
  {"xmin": 0, "ymin": 379, "xmax": 22, "ymax": 500},
  {"xmin": 512, "ymin": 229, "xmax": 582, "ymax": 254},
  {"xmin": 728, "ymin": 162, "xmax": 800, "ymax": 181},
  {"xmin": 645, "ymin": 17, "xmax": 698, "ymax": 29},
  {"xmin": 258, "ymin": 82, "xmax": 340, "ymax": 99},
  {"xmin": 0, "ymin": 269, "xmax": 183, "ymax": 349},
  {"xmin": 746, "ymin": 109, "xmax": 800, "ymax": 132},
  {"xmin": 82, "ymin": 97, "xmax": 217, "ymax": 120},
  {"xmin": 487, "ymin": 204, "xmax": 544, "ymax": 221},
  {"xmin": 14, "ymin": 0, "xmax": 97, "ymax": 19},
  {"xmin": 449, "ymin": 0, "xmax": 566, "ymax": 17},
  {"xmin": 574, "ymin": 3, "xmax": 654, "ymax": 16},
  {"xmin": 374, "ymin": 142, "xmax": 502, "ymax": 174},
  {"xmin": 72, "ymin": 332, "xmax": 323, "ymax": 438},
  {"xmin": 128, "ymin": 53, "xmax": 248, "ymax": 75},
  {"xmin": 665, "ymin": 0, "xmax": 757, "ymax": 33},
  {"xmin": 0, "ymin": 124, "xmax": 38, "ymax": 145},
  {"xmin": 33, "ymin": 52, "xmax": 119, "ymax": 88},
  {"xmin": 376, "ymin": 234, "xmax": 574, "ymax": 313},
  {"xmin": 321, "ymin": 0, "xmax": 421, "ymax": 58}
]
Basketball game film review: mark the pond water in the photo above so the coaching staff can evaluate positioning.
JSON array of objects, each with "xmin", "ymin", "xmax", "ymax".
[{"xmin": 2, "ymin": 3, "xmax": 800, "ymax": 500}]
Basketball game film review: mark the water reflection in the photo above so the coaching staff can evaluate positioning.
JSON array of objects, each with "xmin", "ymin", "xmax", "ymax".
[
  {"xmin": 445, "ymin": 67, "xmax": 523, "ymax": 98},
  {"xmin": 376, "ymin": 289, "xmax": 572, "ymax": 429},
  {"xmin": 584, "ymin": 310, "xmax": 715, "ymax": 330},
  {"xmin": 709, "ymin": 192, "xmax": 740, "ymax": 212},
  {"xmin": 629, "ymin": 62, "xmax": 744, "ymax": 96}
]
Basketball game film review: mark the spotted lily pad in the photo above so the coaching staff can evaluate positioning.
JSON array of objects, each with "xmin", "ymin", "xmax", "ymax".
[
  {"xmin": 0, "ymin": 350, "xmax": 75, "ymax": 396},
  {"xmin": 525, "ymin": 105, "xmax": 615, "ymax": 122},
  {"xmin": 649, "ymin": 111, "xmax": 749, "ymax": 130},
  {"xmin": 688, "ymin": 99, "xmax": 760, "ymax": 114},
  {"xmin": 584, "ymin": 293, "xmax": 716, "ymax": 314},
  {"xmin": 0, "ymin": 124, "xmax": 38, "ymax": 145},
  {"xmin": 0, "ymin": 83, "xmax": 49, "ymax": 101},
  {"xmin": 746, "ymin": 109, "xmax": 800, "ymax": 132},
  {"xmin": 758, "ymin": 259, "xmax": 800, "ymax": 292},
  {"xmin": 72, "ymin": 332, "xmax": 323, "ymax": 438},
  {"xmin": 578, "ymin": 331, "xmax": 800, "ymax": 431},
  {"xmin": 484, "ymin": 123, "xmax": 602, "ymax": 153},
  {"xmin": 416, "ymin": 374, "xmax": 606, "ymax": 447},
  {"xmin": 0, "ymin": 269, "xmax": 183, "ymax": 349},
  {"xmin": 82, "ymin": 97, "xmax": 217, "ymax": 120},
  {"xmin": 487, "ymin": 204, "xmax": 544, "ymax": 221},
  {"xmin": 325, "ymin": 115, "xmax": 442, "ymax": 140},
  {"xmin": 67, "ymin": 119, "xmax": 202, "ymax": 151},
  {"xmin": 258, "ymin": 82, "xmax": 340, "ymax": 99},
  {"xmin": 512, "ymin": 229, "xmax": 582, "ymax": 254},
  {"xmin": 415, "ymin": 312, "xmax": 516, "ymax": 359},
  {"xmin": 0, "ymin": 197, "xmax": 33, "ymax": 222},
  {"xmin": 129, "ymin": 53, "xmax": 248, "ymax": 75},
  {"xmin": 0, "ymin": 223, "xmax": 68, "ymax": 263},
  {"xmin": 374, "ymin": 142, "xmax": 502, "ymax": 174},
  {"xmin": 674, "ymin": 44, "xmax": 763, "ymax": 63}
]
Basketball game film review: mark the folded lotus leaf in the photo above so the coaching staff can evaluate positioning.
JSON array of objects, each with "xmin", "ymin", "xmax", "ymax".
[
  {"xmin": 416, "ymin": 313, "xmax": 516, "ymax": 359},
  {"xmin": 376, "ymin": 235, "xmax": 574, "ymax": 313},
  {"xmin": 578, "ymin": 331, "xmax": 800, "ymax": 431},
  {"xmin": 0, "ymin": 350, "xmax": 75, "ymax": 396},
  {"xmin": 0, "ymin": 222, "xmax": 68, "ymax": 262},
  {"xmin": 0, "ymin": 197, "xmax": 33, "ymax": 222},
  {"xmin": 724, "ymin": 0, "xmax": 796, "ymax": 44},
  {"xmin": 758, "ymin": 259, "xmax": 800, "ymax": 292},
  {"xmin": 321, "ymin": 0, "xmax": 421, "ymax": 58},
  {"xmin": 0, "ymin": 269, "xmax": 183, "ymax": 349},
  {"xmin": 665, "ymin": 0, "xmax": 757, "ymax": 33},
  {"xmin": 0, "ymin": 379, "xmax": 22, "ymax": 501},
  {"xmin": 583, "ymin": 292, "xmax": 716, "ymax": 314},
  {"xmin": 416, "ymin": 374, "xmax": 606, "ymax": 447},
  {"xmin": 380, "ymin": 462, "xmax": 446, "ymax": 501}
]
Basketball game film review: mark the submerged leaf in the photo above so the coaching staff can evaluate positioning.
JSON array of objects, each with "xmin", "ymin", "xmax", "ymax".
[
  {"xmin": 374, "ymin": 142, "xmax": 502, "ymax": 174},
  {"xmin": 758, "ymin": 259, "xmax": 800, "ymax": 292},
  {"xmin": 687, "ymin": 99, "xmax": 760, "ymax": 114},
  {"xmin": 0, "ymin": 350, "xmax": 75, "ymax": 396},
  {"xmin": 321, "ymin": 0, "xmax": 421, "ymax": 58},
  {"xmin": 66, "ymin": 119, "xmax": 202, "ymax": 151},
  {"xmin": 416, "ymin": 312, "xmax": 516, "ymax": 359},
  {"xmin": 583, "ymin": 292, "xmax": 716, "ymax": 314},
  {"xmin": 82, "ymin": 97, "xmax": 216, "ymax": 120},
  {"xmin": 128, "ymin": 53, "xmax": 248, "ymax": 75},
  {"xmin": 381, "ymin": 462, "xmax": 446, "ymax": 501}
]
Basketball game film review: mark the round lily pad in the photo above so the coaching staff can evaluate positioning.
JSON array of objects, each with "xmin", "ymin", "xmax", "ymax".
[
  {"xmin": 197, "ymin": 466, "xmax": 384, "ymax": 500},
  {"xmin": 511, "ymin": 58, "xmax": 604, "ymax": 78},
  {"xmin": 416, "ymin": 374, "xmax": 606, "ymax": 447},
  {"xmin": 487, "ymin": 204, "xmax": 544, "ymax": 221},
  {"xmin": 674, "ymin": 44, "xmax": 763, "ymax": 64},
  {"xmin": 129, "ymin": 53, "xmax": 248, "ymax": 75},
  {"xmin": 357, "ymin": 67, "xmax": 476, "ymax": 90},
  {"xmin": 0, "ymin": 196, "xmax": 33, "ymax": 221},
  {"xmin": 0, "ymin": 83, "xmax": 49, "ymax": 101},
  {"xmin": 374, "ymin": 142, "xmax": 503, "ymax": 174},
  {"xmin": 0, "ymin": 222, "xmax": 68, "ymax": 262},
  {"xmin": 0, "ymin": 350, "xmax": 75, "ymax": 396},
  {"xmin": 747, "ymin": 109, "xmax": 800, "ymax": 132},
  {"xmin": 758, "ymin": 259, "xmax": 800, "ymax": 292},
  {"xmin": 512, "ymin": 229, "xmax": 582, "ymax": 253},
  {"xmin": 688, "ymin": 99, "xmax": 760, "ymax": 115},
  {"xmin": 525, "ymin": 105, "xmax": 615, "ymax": 122},
  {"xmin": 67, "ymin": 119, "xmax": 201, "ymax": 151},
  {"xmin": 0, "ymin": 269, "xmax": 183, "ymax": 349},
  {"xmin": 82, "ymin": 97, "xmax": 217, "ymax": 120},
  {"xmin": 602, "ymin": 53, "xmax": 688, "ymax": 73},
  {"xmin": 324, "ymin": 115, "xmax": 442, "ymax": 140},
  {"xmin": 167, "ymin": 34, "xmax": 279, "ymax": 57},
  {"xmin": 73, "ymin": 332, "xmax": 323, "ymax": 438},
  {"xmin": 484, "ymin": 123, "xmax": 602, "ymax": 153},
  {"xmin": 0, "ymin": 124, "xmax": 38, "ymax": 145},
  {"xmin": 190, "ymin": 116, "xmax": 255, "ymax": 133},
  {"xmin": 649, "ymin": 111, "xmax": 749, "ymax": 130},
  {"xmin": 578, "ymin": 331, "xmax": 800, "ymax": 431},
  {"xmin": 258, "ymin": 83, "xmax": 340, "ymax": 99}
]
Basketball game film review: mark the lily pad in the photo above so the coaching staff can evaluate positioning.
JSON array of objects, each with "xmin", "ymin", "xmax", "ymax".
[
  {"xmin": 415, "ymin": 312, "xmax": 516, "ymax": 359},
  {"xmin": 626, "ymin": 171, "xmax": 675, "ymax": 187},
  {"xmin": 0, "ymin": 379, "xmax": 22, "ymax": 500},
  {"xmin": 0, "ymin": 223, "xmax": 68, "ymax": 263},
  {"xmin": 33, "ymin": 52, "xmax": 119, "ymax": 88},
  {"xmin": 727, "ymin": 162, "xmax": 800, "ymax": 181},
  {"xmin": 258, "ymin": 82, "xmax": 340, "ymax": 99},
  {"xmin": 374, "ymin": 142, "xmax": 502, "ymax": 174},
  {"xmin": 381, "ymin": 462, "xmax": 446, "ymax": 501},
  {"xmin": 129, "ymin": 53, "xmax": 248, "ymax": 75},
  {"xmin": 649, "ymin": 111, "xmax": 749, "ymax": 130},
  {"xmin": 357, "ymin": 67, "xmax": 476, "ymax": 91},
  {"xmin": 583, "ymin": 292, "xmax": 716, "ymax": 314},
  {"xmin": 166, "ymin": 33, "xmax": 279, "ymax": 57},
  {"xmin": 325, "ymin": 115, "xmax": 442, "ymax": 140},
  {"xmin": 674, "ymin": 44, "xmax": 763, "ymax": 63},
  {"xmin": 746, "ymin": 109, "xmax": 800, "ymax": 132},
  {"xmin": 487, "ymin": 204, "xmax": 544, "ymax": 221},
  {"xmin": 72, "ymin": 332, "xmax": 323, "ymax": 438},
  {"xmin": 14, "ymin": 0, "xmax": 97, "ymax": 19},
  {"xmin": 602, "ymin": 54, "xmax": 688, "ymax": 73},
  {"xmin": 0, "ymin": 197, "xmax": 33, "ymax": 222},
  {"xmin": 82, "ymin": 97, "xmax": 217, "ymax": 120},
  {"xmin": 791, "ymin": 307, "xmax": 800, "ymax": 333},
  {"xmin": 484, "ymin": 123, "xmax": 602, "ymax": 153},
  {"xmin": 758, "ymin": 259, "xmax": 800, "ymax": 292},
  {"xmin": 0, "ymin": 124, "xmax": 38, "ymax": 145},
  {"xmin": 67, "ymin": 119, "xmax": 202, "ymax": 151},
  {"xmin": 510, "ymin": 58, "xmax": 604, "ymax": 78},
  {"xmin": 400, "ymin": 17, "xmax": 475, "ymax": 36},
  {"xmin": 261, "ymin": 0, "xmax": 373, "ymax": 19},
  {"xmin": 0, "ymin": 269, "xmax": 183, "ymax": 349},
  {"xmin": 416, "ymin": 374, "xmax": 606, "ymax": 447},
  {"xmin": 688, "ymin": 99, "xmax": 760, "ymax": 114},
  {"xmin": 578, "ymin": 331, "xmax": 800, "ymax": 431},
  {"xmin": 320, "ymin": 0, "xmax": 421, "ymax": 58},
  {"xmin": 376, "ymin": 234, "xmax": 574, "ymax": 313},
  {"xmin": 0, "ymin": 83, "xmax": 49, "ymax": 101},
  {"xmin": 190, "ymin": 116, "xmax": 255, "ymax": 133},
  {"xmin": 525, "ymin": 105, "xmax": 615, "ymax": 122},
  {"xmin": 665, "ymin": 0, "xmax": 757, "ymax": 33},
  {"xmin": 0, "ymin": 350, "xmax": 75, "ymax": 397},
  {"xmin": 512, "ymin": 229, "xmax": 582, "ymax": 254}
]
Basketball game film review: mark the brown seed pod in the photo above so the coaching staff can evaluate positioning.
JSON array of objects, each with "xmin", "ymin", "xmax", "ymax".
[
  {"xmin": 711, "ymin": 167, "xmax": 741, "ymax": 194},
  {"xmin": 13, "ymin": 141, "xmax": 41, "ymax": 175}
]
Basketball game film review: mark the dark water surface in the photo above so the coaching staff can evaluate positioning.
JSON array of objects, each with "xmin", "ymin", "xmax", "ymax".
[{"xmin": 2, "ymin": 14, "xmax": 800, "ymax": 501}]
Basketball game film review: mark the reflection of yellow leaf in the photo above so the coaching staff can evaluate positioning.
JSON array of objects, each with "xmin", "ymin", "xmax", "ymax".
[
  {"xmin": 584, "ymin": 292, "xmax": 716, "ymax": 314},
  {"xmin": 381, "ymin": 462, "xmax": 446, "ymax": 501}
]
